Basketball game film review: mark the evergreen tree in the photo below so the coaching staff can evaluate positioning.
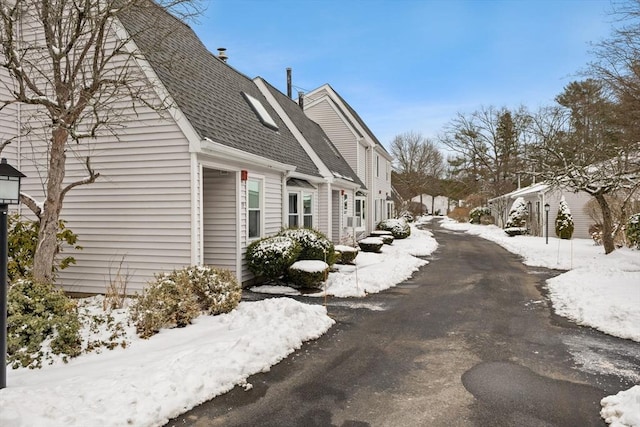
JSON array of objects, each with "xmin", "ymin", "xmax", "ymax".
[{"xmin": 555, "ymin": 196, "xmax": 574, "ymax": 239}]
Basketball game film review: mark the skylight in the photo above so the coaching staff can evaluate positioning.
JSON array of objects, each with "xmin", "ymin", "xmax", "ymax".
[{"xmin": 242, "ymin": 92, "xmax": 278, "ymax": 131}]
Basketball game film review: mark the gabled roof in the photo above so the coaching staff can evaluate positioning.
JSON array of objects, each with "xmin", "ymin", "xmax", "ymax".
[
  {"xmin": 117, "ymin": 1, "xmax": 320, "ymax": 177},
  {"xmin": 305, "ymin": 84, "xmax": 392, "ymax": 160},
  {"xmin": 257, "ymin": 78, "xmax": 365, "ymax": 188}
]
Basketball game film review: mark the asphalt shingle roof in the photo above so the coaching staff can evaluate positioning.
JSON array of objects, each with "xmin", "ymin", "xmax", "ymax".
[
  {"xmin": 117, "ymin": 2, "xmax": 320, "ymax": 177},
  {"xmin": 259, "ymin": 78, "xmax": 365, "ymax": 188}
]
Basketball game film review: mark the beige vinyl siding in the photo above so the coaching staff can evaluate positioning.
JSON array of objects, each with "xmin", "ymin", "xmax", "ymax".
[
  {"xmin": 27, "ymin": 112, "xmax": 193, "ymax": 294},
  {"xmin": 203, "ymin": 168, "xmax": 237, "ymax": 272},
  {"xmin": 240, "ymin": 170, "xmax": 284, "ymax": 283},
  {"xmin": 0, "ymin": 66, "xmax": 18, "ymax": 165},
  {"xmin": 305, "ymin": 100, "xmax": 358, "ymax": 172},
  {"xmin": 317, "ymin": 183, "xmax": 330, "ymax": 238},
  {"xmin": 331, "ymin": 190, "xmax": 341, "ymax": 243}
]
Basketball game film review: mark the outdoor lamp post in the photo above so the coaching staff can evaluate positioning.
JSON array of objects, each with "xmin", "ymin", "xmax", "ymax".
[
  {"xmin": 0, "ymin": 158, "xmax": 25, "ymax": 389},
  {"xmin": 544, "ymin": 203, "xmax": 550, "ymax": 245}
]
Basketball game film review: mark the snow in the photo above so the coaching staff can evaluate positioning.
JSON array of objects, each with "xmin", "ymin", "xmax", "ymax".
[
  {"xmin": 289, "ymin": 260, "xmax": 328, "ymax": 273},
  {"xmin": 358, "ymin": 236, "xmax": 384, "ymax": 245},
  {"xmin": 1, "ymin": 217, "xmax": 637, "ymax": 426},
  {"xmin": 440, "ymin": 217, "xmax": 640, "ymax": 426},
  {"xmin": 0, "ymin": 298, "xmax": 334, "ymax": 427}
]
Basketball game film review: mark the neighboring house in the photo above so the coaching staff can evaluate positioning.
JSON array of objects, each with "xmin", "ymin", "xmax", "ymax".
[
  {"xmin": 411, "ymin": 194, "xmax": 452, "ymax": 215},
  {"xmin": 0, "ymin": 2, "xmax": 355, "ymax": 293},
  {"xmin": 488, "ymin": 183, "xmax": 593, "ymax": 239},
  {"xmin": 254, "ymin": 77, "xmax": 364, "ymax": 245},
  {"xmin": 302, "ymin": 84, "xmax": 394, "ymax": 236}
]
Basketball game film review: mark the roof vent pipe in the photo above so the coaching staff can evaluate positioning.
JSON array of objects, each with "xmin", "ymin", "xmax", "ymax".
[
  {"xmin": 286, "ymin": 68, "xmax": 292, "ymax": 99},
  {"xmin": 217, "ymin": 47, "xmax": 228, "ymax": 62},
  {"xmin": 298, "ymin": 91, "xmax": 304, "ymax": 109}
]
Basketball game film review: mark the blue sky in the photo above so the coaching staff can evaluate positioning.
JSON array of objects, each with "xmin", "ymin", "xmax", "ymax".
[{"xmin": 190, "ymin": 0, "xmax": 615, "ymax": 150}]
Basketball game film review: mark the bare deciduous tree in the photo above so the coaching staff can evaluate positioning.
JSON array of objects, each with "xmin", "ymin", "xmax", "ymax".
[
  {"xmin": 390, "ymin": 131, "xmax": 444, "ymax": 212},
  {"xmin": 0, "ymin": 0, "xmax": 201, "ymax": 284}
]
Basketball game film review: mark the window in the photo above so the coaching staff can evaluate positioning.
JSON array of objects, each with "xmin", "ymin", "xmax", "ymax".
[
  {"xmin": 303, "ymin": 194, "xmax": 313, "ymax": 228},
  {"xmin": 343, "ymin": 193, "xmax": 348, "ymax": 215},
  {"xmin": 288, "ymin": 193, "xmax": 299, "ymax": 227},
  {"xmin": 355, "ymin": 194, "xmax": 366, "ymax": 229},
  {"xmin": 242, "ymin": 92, "xmax": 279, "ymax": 130},
  {"xmin": 248, "ymin": 179, "xmax": 262, "ymax": 239},
  {"xmin": 288, "ymin": 191, "xmax": 314, "ymax": 228}
]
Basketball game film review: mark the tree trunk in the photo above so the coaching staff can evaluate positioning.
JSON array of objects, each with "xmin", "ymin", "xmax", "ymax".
[
  {"xmin": 32, "ymin": 126, "xmax": 67, "ymax": 284},
  {"xmin": 594, "ymin": 193, "xmax": 615, "ymax": 255}
]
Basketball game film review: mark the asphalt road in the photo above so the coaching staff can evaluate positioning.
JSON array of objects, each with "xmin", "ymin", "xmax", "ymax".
[{"xmin": 167, "ymin": 222, "xmax": 640, "ymax": 427}]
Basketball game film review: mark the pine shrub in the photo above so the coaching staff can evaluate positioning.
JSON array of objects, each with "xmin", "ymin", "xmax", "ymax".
[
  {"xmin": 555, "ymin": 196, "xmax": 575, "ymax": 239},
  {"xmin": 7, "ymin": 278, "xmax": 82, "ymax": 369},
  {"xmin": 505, "ymin": 197, "xmax": 528, "ymax": 228},
  {"xmin": 245, "ymin": 236, "xmax": 301, "ymax": 280},
  {"xmin": 626, "ymin": 213, "xmax": 640, "ymax": 249},
  {"xmin": 376, "ymin": 218, "xmax": 411, "ymax": 239}
]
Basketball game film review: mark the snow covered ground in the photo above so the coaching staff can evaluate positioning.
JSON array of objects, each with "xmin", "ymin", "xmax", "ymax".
[
  {"xmin": 1, "ymin": 220, "xmax": 637, "ymax": 426},
  {"xmin": 439, "ymin": 217, "xmax": 640, "ymax": 427},
  {"xmin": 0, "ymin": 226, "xmax": 438, "ymax": 427}
]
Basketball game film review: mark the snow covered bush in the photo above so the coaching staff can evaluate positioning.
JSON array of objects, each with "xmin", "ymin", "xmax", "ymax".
[
  {"xmin": 358, "ymin": 237, "xmax": 384, "ymax": 253},
  {"xmin": 131, "ymin": 265, "xmax": 241, "ymax": 339},
  {"xmin": 287, "ymin": 260, "xmax": 329, "ymax": 289},
  {"xmin": 131, "ymin": 271, "xmax": 201, "ymax": 339},
  {"xmin": 376, "ymin": 218, "xmax": 411, "ymax": 239},
  {"xmin": 469, "ymin": 206, "xmax": 491, "ymax": 224},
  {"xmin": 179, "ymin": 266, "xmax": 242, "ymax": 315},
  {"xmin": 555, "ymin": 196, "xmax": 574, "ymax": 239},
  {"xmin": 335, "ymin": 245, "xmax": 358, "ymax": 264},
  {"xmin": 7, "ymin": 278, "xmax": 82, "ymax": 369},
  {"xmin": 278, "ymin": 228, "xmax": 337, "ymax": 265},
  {"xmin": 245, "ymin": 236, "xmax": 301, "ymax": 280},
  {"xmin": 626, "ymin": 213, "xmax": 640, "ymax": 249},
  {"xmin": 504, "ymin": 197, "xmax": 528, "ymax": 236},
  {"xmin": 505, "ymin": 197, "xmax": 528, "ymax": 228},
  {"xmin": 370, "ymin": 230, "xmax": 394, "ymax": 244}
]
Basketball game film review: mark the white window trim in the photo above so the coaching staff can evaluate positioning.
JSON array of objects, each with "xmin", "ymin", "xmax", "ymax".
[
  {"xmin": 247, "ymin": 177, "xmax": 264, "ymax": 241},
  {"xmin": 287, "ymin": 189, "xmax": 315, "ymax": 229}
]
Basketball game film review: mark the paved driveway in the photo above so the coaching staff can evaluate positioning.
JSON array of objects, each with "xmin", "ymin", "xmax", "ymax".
[{"xmin": 168, "ymin": 223, "xmax": 639, "ymax": 427}]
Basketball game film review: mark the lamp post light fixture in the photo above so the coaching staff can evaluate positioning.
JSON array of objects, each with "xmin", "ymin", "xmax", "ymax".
[
  {"xmin": 544, "ymin": 203, "xmax": 550, "ymax": 245},
  {"xmin": 0, "ymin": 158, "xmax": 26, "ymax": 389}
]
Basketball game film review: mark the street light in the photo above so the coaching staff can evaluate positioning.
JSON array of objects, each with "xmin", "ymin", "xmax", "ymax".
[
  {"xmin": 0, "ymin": 158, "xmax": 25, "ymax": 389},
  {"xmin": 544, "ymin": 203, "xmax": 550, "ymax": 245}
]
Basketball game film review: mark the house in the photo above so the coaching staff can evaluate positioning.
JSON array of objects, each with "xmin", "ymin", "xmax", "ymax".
[
  {"xmin": 411, "ymin": 194, "xmax": 452, "ymax": 215},
  {"xmin": 0, "ymin": 2, "xmax": 362, "ymax": 293},
  {"xmin": 302, "ymin": 84, "xmax": 394, "ymax": 236},
  {"xmin": 488, "ymin": 183, "xmax": 593, "ymax": 239},
  {"xmin": 254, "ymin": 78, "xmax": 365, "ymax": 245}
]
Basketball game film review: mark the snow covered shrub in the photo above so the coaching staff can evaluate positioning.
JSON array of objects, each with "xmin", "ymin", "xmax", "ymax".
[
  {"xmin": 278, "ymin": 228, "xmax": 337, "ymax": 265},
  {"xmin": 131, "ymin": 271, "xmax": 201, "ymax": 338},
  {"xmin": 246, "ymin": 236, "xmax": 301, "ymax": 280},
  {"xmin": 626, "ymin": 213, "xmax": 640, "ymax": 249},
  {"xmin": 7, "ymin": 214, "xmax": 81, "ymax": 283},
  {"xmin": 7, "ymin": 278, "xmax": 82, "ymax": 368},
  {"xmin": 376, "ymin": 218, "xmax": 411, "ymax": 239},
  {"xmin": 132, "ymin": 265, "xmax": 242, "ymax": 338},
  {"xmin": 504, "ymin": 197, "xmax": 528, "ymax": 236},
  {"xmin": 555, "ymin": 196, "xmax": 574, "ymax": 239},
  {"xmin": 469, "ymin": 206, "xmax": 491, "ymax": 224},
  {"xmin": 505, "ymin": 197, "xmax": 528, "ymax": 228},
  {"xmin": 287, "ymin": 260, "xmax": 329, "ymax": 289},
  {"xmin": 335, "ymin": 245, "xmax": 358, "ymax": 264},
  {"xmin": 178, "ymin": 265, "xmax": 242, "ymax": 315},
  {"xmin": 370, "ymin": 230, "xmax": 394, "ymax": 244},
  {"xmin": 358, "ymin": 237, "xmax": 384, "ymax": 253}
]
